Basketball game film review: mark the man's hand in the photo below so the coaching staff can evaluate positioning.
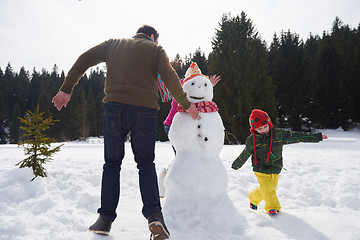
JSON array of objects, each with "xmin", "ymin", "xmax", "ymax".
[
  {"xmin": 52, "ymin": 91, "xmax": 71, "ymax": 111},
  {"xmin": 186, "ymin": 103, "xmax": 199, "ymax": 120}
]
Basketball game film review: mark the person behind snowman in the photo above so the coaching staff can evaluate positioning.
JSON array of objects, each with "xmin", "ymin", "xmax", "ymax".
[{"xmin": 231, "ymin": 109, "xmax": 328, "ymax": 216}]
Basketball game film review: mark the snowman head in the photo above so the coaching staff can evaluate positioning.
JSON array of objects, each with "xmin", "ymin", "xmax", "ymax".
[{"xmin": 182, "ymin": 62, "xmax": 213, "ymax": 103}]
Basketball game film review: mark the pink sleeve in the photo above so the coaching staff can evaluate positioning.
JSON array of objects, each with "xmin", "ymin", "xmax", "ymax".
[{"xmin": 163, "ymin": 98, "xmax": 179, "ymax": 126}]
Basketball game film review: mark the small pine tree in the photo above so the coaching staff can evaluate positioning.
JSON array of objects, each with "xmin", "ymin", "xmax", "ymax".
[{"xmin": 16, "ymin": 105, "xmax": 63, "ymax": 181}]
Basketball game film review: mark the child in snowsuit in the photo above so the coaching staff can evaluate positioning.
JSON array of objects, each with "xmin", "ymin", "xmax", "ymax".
[{"xmin": 231, "ymin": 109, "xmax": 328, "ymax": 216}]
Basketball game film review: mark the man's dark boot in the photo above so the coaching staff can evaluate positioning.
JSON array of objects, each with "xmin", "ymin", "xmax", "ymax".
[
  {"xmin": 89, "ymin": 214, "xmax": 113, "ymax": 236},
  {"xmin": 148, "ymin": 211, "xmax": 170, "ymax": 240}
]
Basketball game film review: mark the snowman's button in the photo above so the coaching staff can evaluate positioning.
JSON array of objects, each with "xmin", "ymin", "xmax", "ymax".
[
  {"xmin": 204, "ymin": 137, "xmax": 208, "ymax": 141},
  {"xmin": 198, "ymin": 134, "xmax": 201, "ymax": 137},
  {"xmin": 198, "ymin": 125, "xmax": 201, "ymax": 128}
]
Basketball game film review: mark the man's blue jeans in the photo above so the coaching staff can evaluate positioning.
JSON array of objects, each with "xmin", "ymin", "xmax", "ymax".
[{"xmin": 98, "ymin": 102, "xmax": 161, "ymax": 221}]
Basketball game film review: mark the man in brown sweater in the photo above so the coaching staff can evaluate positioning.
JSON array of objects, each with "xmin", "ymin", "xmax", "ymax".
[{"xmin": 52, "ymin": 25, "xmax": 198, "ymax": 240}]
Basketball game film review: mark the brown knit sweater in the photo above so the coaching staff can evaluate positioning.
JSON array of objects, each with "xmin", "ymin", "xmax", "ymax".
[{"xmin": 59, "ymin": 34, "xmax": 190, "ymax": 110}]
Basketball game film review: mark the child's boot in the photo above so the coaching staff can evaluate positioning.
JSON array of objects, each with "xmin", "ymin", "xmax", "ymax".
[
  {"xmin": 250, "ymin": 202, "xmax": 257, "ymax": 210},
  {"xmin": 268, "ymin": 209, "xmax": 279, "ymax": 216}
]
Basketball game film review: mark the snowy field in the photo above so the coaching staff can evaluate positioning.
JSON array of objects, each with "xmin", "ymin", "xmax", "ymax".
[{"xmin": 1, "ymin": 128, "xmax": 360, "ymax": 240}]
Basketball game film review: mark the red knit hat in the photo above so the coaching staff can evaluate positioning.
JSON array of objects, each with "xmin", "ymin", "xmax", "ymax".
[
  {"xmin": 182, "ymin": 62, "xmax": 207, "ymax": 86},
  {"xmin": 248, "ymin": 109, "xmax": 273, "ymax": 165}
]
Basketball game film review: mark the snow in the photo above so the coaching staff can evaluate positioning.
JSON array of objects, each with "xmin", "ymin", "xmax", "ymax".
[{"xmin": 1, "ymin": 128, "xmax": 360, "ymax": 240}]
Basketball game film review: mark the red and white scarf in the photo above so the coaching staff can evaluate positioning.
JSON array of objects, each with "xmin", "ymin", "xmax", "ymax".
[{"xmin": 177, "ymin": 101, "xmax": 218, "ymax": 113}]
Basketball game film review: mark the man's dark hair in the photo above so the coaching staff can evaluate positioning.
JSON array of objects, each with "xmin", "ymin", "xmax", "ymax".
[{"xmin": 136, "ymin": 25, "xmax": 159, "ymax": 41}]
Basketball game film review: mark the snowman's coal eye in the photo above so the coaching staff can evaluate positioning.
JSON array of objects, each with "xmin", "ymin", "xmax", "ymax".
[
  {"xmin": 205, "ymin": 83, "xmax": 207, "ymax": 87},
  {"xmin": 191, "ymin": 82, "xmax": 195, "ymax": 85}
]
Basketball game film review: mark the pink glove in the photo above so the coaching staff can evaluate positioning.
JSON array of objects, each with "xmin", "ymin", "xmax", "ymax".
[
  {"xmin": 52, "ymin": 91, "xmax": 71, "ymax": 111},
  {"xmin": 209, "ymin": 75, "xmax": 221, "ymax": 87},
  {"xmin": 186, "ymin": 103, "xmax": 199, "ymax": 120}
]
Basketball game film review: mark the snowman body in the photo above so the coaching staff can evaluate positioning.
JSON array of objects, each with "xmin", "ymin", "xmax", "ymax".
[
  {"xmin": 162, "ymin": 64, "xmax": 245, "ymax": 237},
  {"xmin": 164, "ymin": 74, "xmax": 230, "ymax": 217},
  {"xmin": 166, "ymin": 74, "xmax": 227, "ymax": 197}
]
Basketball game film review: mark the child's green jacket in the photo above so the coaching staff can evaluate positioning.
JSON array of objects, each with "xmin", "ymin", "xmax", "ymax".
[{"xmin": 231, "ymin": 128, "xmax": 323, "ymax": 174}]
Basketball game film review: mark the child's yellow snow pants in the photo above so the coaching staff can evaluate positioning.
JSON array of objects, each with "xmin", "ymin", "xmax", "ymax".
[{"xmin": 249, "ymin": 172, "xmax": 281, "ymax": 213}]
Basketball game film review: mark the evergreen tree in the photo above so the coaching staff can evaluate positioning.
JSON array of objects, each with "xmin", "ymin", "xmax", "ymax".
[
  {"xmin": 0, "ymin": 68, "xmax": 8, "ymax": 143},
  {"xmin": 4, "ymin": 63, "xmax": 15, "ymax": 113},
  {"xmin": 331, "ymin": 17, "xmax": 359, "ymax": 128},
  {"xmin": 188, "ymin": 48, "xmax": 209, "ymax": 74},
  {"xmin": 86, "ymin": 88, "xmax": 99, "ymax": 137},
  {"xmin": 29, "ymin": 68, "xmax": 42, "ymax": 111},
  {"xmin": 0, "ymin": 90, "xmax": 8, "ymax": 143},
  {"xmin": 95, "ymin": 91, "xmax": 104, "ymax": 137},
  {"xmin": 79, "ymin": 88, "xmax": 89, "ymax": 139},
  {"xmin": 49, "ymin": 70, "xmax": 69, "ymax": 140},
  {"xmin": 88, "ymin": 68, "xmax": 105, "ymax": 137},
  {"xmin": 269, "ymin": 31, "xmax": 309, "ymax": 130},
  {"xmin": 0, "ymin": 67, "xmax": 3, "ymax": 84},
  {"xmin": 180, "ymin": 48, "xmax": 209, "ymax": 77},
  {"xmin": 303, "ymin": 34, "xmax": 322, "ymax": 128},
  {"xmin": 16, "ymin": 105, "xmax": 63, "ymax": 181},
  {"xmin": 2, "ymin": 16, "xmax": 360, "ymax": 142},
  {"xmin": 353, "ymin": 23, "xmax": 360, "ymax": 123},
  {"xmin": 64, "ymin": 75, "xmax": 85, "ymax": 140},
  {"xmin": 37, "ymin": 88, "xmax": 52, "ymax": 114},
  {"xmin": 314, "ymin": 32, "xmax": 345, "ymax": 128},
  {"xmin": 16, "ymin": 67, "xmax": 31, "ymax": 111},
  {"xmin": 8, "ymin": 101, "xmax": 22, "ymax": 143},
  {"xmin": 3, "ymin": 66, "xmax": 31, "ymax": 143},
  {"xmin": 171, "ymin": 54, "xmax": 183, "ymax": 72},
  {"xmin": 51, "ymin": 64, "xmax": 59, "ymax": 83},
  {"xmin": 209, "ymin": 12, "xmax": 276, "ymax": 142}
]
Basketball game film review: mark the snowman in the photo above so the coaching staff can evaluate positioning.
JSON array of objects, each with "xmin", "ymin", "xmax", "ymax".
[{"xmin": 162, "ymin": 63, "xmax": 244, "ymax": 238}]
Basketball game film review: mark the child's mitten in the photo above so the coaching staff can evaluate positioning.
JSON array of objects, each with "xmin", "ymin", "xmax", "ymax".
[{"xmin": 231, "ymin": 159, "xmax": 241, "ymax": 170}]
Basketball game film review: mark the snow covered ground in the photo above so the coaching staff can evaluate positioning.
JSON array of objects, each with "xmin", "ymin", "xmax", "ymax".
[{"xmin": 1, "ymin": 128, "xmax": 360, "ymax": 240}]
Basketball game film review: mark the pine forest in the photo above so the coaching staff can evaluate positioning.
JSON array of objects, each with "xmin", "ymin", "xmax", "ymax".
[{"xmin": 1, "ymin": 12, "xmax": 359, "ymax": 144}]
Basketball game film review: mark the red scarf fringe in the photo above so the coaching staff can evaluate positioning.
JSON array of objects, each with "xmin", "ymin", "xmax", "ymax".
[{"xmin": 177, "ymin": 101, "xmax": 218, "ymax": 113}]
